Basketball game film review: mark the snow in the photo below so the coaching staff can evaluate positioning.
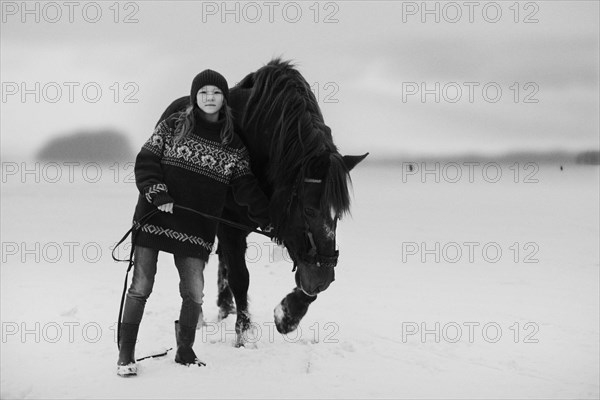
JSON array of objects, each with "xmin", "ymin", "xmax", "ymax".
[{"xmin": 1, "ymin": 162, "xmax": 598, "ymax": 399}]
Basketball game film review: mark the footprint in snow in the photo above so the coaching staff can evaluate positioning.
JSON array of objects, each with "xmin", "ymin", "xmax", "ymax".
[{"xmin": 60, "ymin": 307, "xmax": 78, "ymax": 317}]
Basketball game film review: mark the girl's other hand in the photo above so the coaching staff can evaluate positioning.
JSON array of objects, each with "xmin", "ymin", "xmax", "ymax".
[{"xmin": 158, "ymin": 203, "xmax": 174, "ymax": 213}]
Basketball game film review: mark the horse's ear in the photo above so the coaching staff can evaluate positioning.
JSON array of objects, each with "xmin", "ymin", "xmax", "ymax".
[{"xmin": 343, "ymin": 153, "xmax": 369, "ymax": 172}]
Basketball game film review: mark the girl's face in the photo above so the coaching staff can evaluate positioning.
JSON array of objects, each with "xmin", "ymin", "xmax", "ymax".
[{"xmin": 196, "ymin": 85, "xmax": 224, "ymax": 115}]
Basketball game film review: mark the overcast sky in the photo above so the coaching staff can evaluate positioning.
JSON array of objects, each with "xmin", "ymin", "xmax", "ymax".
[{"xmin": 1, "ymin": 1, "xmax": 598, "ymax": 159}]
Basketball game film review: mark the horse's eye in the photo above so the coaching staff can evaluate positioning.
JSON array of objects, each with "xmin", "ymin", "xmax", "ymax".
[{"xmin": 304, "ymin": 208, "xmax": 317, "ymax": 217}]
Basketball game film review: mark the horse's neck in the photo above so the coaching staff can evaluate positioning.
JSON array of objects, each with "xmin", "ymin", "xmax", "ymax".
[
  {"xmin": 230, "ymin": 85, "xmax": 324, "ymax": 198},
  {"xmin": 231, "ymin": 86, "xmax": 271, "ymax": 155},
  {"xmin": 229, "ymin": 87, "xmax": 272, "ymax": 192}
]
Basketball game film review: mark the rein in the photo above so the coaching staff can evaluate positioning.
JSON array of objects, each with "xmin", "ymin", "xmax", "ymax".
[
  {"xmin": 287, "ymin": 177, "xmax": 339, "ymax": 271},
  {"xmin": 112, "ymin": 204, "xmax": 272, "ymax": 350}
]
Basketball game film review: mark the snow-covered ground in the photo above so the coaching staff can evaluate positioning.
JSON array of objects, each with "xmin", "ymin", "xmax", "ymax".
[{"xmin": 1, "ymin": 162, "xmax": 598, "ymax": 399}]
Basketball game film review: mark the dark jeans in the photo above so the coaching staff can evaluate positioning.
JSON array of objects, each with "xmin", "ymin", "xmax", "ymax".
[{"xmin": 122, "ymin": 246, "xmax": 205, "ymax": 328}]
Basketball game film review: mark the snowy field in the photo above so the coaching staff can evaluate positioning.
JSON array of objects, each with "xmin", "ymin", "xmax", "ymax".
[{"xmin": 1, "ymin": 161, "xmax": 598, "ymax": 399}]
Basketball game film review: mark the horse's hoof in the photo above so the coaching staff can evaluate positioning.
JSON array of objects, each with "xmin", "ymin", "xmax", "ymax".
[
  {"xmin": 235, "ymin": 311, "xmax": 251, "ymax": 332},
  {"xmin": 234, "ymin": 338, "xmax": 245, "ymax": 348},
  {"xmin": 217, "ymin": 302, "xmax": 236, "ymax": 321},
  {"xmin": 274, "ymin": 303, "xmax": 285, "ymax": 328},
  {"xmin": 274, "ymin": 302, "xmax": 298, "ymax": 334},
  {"xmin": 218, "ymin": 309, "xmax": 230, "ymax": 321}
]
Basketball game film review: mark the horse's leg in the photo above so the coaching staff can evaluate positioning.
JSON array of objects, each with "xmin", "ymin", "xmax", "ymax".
[
  {"xmin": 274, "ymin": 272, "xmax": 318, "ymax": 334},
  {"xmin": 216, "ymin": 244, "xmax": 236, "ymax": 320},
  {"xmin": 217, "ymin": 225, "xmax": 251, "ymax": 347}
]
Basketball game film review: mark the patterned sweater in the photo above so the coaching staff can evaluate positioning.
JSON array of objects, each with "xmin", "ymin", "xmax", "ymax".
[{"xmin": 132, "ymin": 111, "xmax": 271, "ymax": 260}]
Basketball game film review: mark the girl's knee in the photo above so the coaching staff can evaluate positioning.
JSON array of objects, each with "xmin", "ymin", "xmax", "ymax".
[{"xmin": 128, "ymin": 279, "xmax": 154, "ymax": 300}]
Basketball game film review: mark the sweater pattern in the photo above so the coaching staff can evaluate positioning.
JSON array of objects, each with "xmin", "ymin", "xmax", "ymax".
[
  {"xmin": 142, "ymin": 121, "xmax": 251, "ymax": 185},
  {"xmin": 144, "ymin": 183, "xmax": 168, "ymax": 203},
  {"xmin": 134, "ymin": 222, "xmax": 214, "ymax": 252}
]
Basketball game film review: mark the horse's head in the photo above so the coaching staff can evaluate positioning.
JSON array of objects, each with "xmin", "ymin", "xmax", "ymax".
[
  {"xmin": 239, "ymin": 59, "xmax": 369, "ymax": 296},
  {"xmin": 273, "ymin": 152, "xmax": 368, "ymax": 296}
]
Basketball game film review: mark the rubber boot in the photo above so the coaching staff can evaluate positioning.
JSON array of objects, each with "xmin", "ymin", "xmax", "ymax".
[
  {"xmin": 117, "ymin": 322, "xmax": 139, "ymax": 377},
  {"xmin": 174, "ymin": 320, "xmax": 205, "ymax": 366}
]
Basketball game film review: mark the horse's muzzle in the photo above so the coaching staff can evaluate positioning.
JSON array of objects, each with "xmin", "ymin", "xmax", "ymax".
[{"xmin": 296, "ymin": 261, "xmax": 335, "ymax": 296}]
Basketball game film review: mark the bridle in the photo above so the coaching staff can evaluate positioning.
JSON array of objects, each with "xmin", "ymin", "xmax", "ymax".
[{"xmin": 286, "ymin": 176, "xmax": 340, "ymax": 271}]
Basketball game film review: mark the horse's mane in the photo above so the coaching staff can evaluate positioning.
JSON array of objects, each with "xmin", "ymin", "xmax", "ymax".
[{"xmin": 242, "ymin": 58, "xmax": 352, "ymax": 227}]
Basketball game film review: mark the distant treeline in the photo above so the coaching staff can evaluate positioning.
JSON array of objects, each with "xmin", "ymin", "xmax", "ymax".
[
  {"xmin": 36, "ymin": 129, "xmax": 134, "ymax": 163},
  {"xmin": 575, "ymin": 151, "xmax": 600, "ymax": 165},
  {"xmin": 366, "ymin": 150, "xmax": 600, "ymax": 166}
]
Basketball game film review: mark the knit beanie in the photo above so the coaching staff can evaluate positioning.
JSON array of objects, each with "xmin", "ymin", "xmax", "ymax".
[{"xmin": 190, "ymin": 69, "xmax": 229, "ymax": 107}]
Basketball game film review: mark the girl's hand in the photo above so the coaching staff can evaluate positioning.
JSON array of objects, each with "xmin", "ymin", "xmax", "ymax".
[{"xmin": 158, "ymin": 203, "xmax": 174, "ymax": 213}]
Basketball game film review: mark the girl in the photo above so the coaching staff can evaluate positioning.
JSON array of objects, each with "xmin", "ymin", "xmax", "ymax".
[{"xmin": 117, "ymin": 69, "xmax": 271, "ymax": 377}]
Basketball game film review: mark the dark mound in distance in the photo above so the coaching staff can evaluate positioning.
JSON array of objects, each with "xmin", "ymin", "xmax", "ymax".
[{"xmin": 36, "ymin": 129, "xmax": 134, "ymax": 163}]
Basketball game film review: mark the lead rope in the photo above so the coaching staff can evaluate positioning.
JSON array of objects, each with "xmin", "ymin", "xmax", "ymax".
[{"xmin": 113, "ymin": 208, "xmax": 159, "ymax": 351}]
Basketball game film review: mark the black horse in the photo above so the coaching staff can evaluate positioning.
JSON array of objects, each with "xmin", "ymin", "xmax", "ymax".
[{"xmin": 158, "ymin": 59, "xmax": 367, "ymax": 344}]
